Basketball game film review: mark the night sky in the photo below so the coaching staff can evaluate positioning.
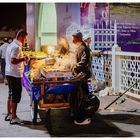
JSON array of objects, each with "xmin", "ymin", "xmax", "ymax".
[{"xmin": 0, "ymin": 3, "xmax": 26, "ymax": 29}]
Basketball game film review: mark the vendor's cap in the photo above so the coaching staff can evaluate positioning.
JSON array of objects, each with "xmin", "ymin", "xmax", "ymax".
[
  {"xmin": 83, "ymin": 34, "xmax": 91, "ymax": 41},
  {"xmin": 72, "ymin": 32, "xmax": 83, "ymax": 39}
]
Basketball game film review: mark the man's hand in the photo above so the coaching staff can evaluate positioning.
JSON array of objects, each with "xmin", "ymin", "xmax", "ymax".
[
  {"xmin": 71, "ymin": 64, "xmax": 77, "ymax": 76},
  {"xmin": 97, "ymin": 50, "xmax": 104, "ymax": 57},
  {"xmin": 24, "ymin": 55, "xmax": 30, "ymax": 65}
]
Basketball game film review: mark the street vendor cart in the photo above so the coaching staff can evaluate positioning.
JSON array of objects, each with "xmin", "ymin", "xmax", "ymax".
[{"xmin": 22, "ymin": 54, "xmax": 79, "ymax": 124}]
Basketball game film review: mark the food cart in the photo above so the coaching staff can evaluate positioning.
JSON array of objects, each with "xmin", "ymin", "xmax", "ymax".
[{"xmin": 22, "ymin": 51, "xmax": 79, "ymax": 124}]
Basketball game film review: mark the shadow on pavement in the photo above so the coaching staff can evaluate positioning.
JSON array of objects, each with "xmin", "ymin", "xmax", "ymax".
[
  {"xmin": 18, "ymin": 109, "xmax": 135, "ymax": 137},
  {"xmin": 43, "ymin": 109, "xmax": 133, "ymax": 137},
  {"xmin": 19, "ymin": 119, "xmax": 47, "ymax": 132},
  {"xmin": 101, "ymin": 113, "xmax": 140, "ymax": 125}
]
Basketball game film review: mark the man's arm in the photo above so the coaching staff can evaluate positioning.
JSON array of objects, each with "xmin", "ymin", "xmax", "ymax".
[
  {"xmin": 11, "ymin": 57, "xmax": 25, "ymax": 64},
  {"xmin": 10, "ymin": 46, "xmax": 29, "ymax": 65},
  {"xmin": 11, "ymin": 55, "xmax": 30, "ymax": 65},
  {"xmin": 91, "ymin": 50, "xmax": 104, "ymax": 57},
  {"xmin": 72, "ymin": 49, "xmax": 89, "ymax": 74}
]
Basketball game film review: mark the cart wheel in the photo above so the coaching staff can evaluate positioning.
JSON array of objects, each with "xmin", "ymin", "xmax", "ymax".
[{"xmin": 31, "ymin": 100, "xmax": 38, "ymax": 124}]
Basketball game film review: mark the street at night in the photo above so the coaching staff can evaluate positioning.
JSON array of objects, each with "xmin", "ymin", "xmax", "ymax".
[{"xmin": 0, "ymin": 81, "xmax": 140, "ymax": 137}]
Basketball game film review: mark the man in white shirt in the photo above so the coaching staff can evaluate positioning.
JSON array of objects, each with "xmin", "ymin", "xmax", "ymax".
[
  {"xmin": 0, "ymin": 38, "xmax": 10, "ymax": 83},
  {"xmin": 5, "ymin": 29, "xmax": 29, "ymax": 124}
]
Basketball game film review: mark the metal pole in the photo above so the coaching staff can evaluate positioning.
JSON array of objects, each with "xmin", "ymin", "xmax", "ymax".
[{"xmin": 104, "ymin": 79, "xmax": 140, "ymax": 110}]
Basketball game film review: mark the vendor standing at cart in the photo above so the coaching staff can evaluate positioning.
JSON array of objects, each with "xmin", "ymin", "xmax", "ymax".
[
  {"xmin": 70, "ymin": 31, "xmax": 92, "ymax": 125},
  {"xmin": 83, "ymin": 34, "xmax": 104, "ymax": 82},
  {"xmin": 83, "ymin": 34, "xmax": 104, "ymax": 57},
  {"xmin": 5, "ymin": 29, "xmax": 29, "ymax": 124}
]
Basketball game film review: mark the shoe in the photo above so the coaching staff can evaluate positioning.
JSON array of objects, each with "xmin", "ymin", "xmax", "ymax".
[
  {"xmin": 10, "ymin": 116, "xmax": 24, "ymax": 124},
  {"xmin": 74, "ymin": 118, "xmax": 91, "ymax": 125},
  {"xmin": 5, "ymin": 114, "xmax": 12, "ymax": 121}
]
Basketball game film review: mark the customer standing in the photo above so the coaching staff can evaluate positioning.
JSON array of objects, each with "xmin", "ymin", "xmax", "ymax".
[
  {"xmin": 5, "ymin": 29, "xmax": 29, "ymax": 124},
  {"xmin": 0, "ymin": 38, "xmax": 10, "ymax": 84}
]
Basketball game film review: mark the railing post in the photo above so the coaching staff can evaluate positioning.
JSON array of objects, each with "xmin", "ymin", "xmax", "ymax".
[
  {"xmin": 114, "ymin": 20, "xmax": 117, "ymax": 46},
  {"xmin": 112, "ymin": 44, "xmax": 121, "ymax": 93},
  {"xmin": 90, "ymin": 28, "xmax": 95, "ymax": 50}
]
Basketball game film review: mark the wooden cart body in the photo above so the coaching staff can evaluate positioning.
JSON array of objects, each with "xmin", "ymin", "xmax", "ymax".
[{"xmin": 22, "ymin": 72, "xmax": 79, "ymax": 123}]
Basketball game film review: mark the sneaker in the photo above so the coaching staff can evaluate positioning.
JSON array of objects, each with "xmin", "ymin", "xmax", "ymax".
[
  {"xmin": 74, "ymin": 118, "xmax": 91, "ymax": 125},
  {"xmin": 5, "ymin": 114, "xmax": 12, "ymax": 121},
  {"xmin": 10, "ymin": 117, "xmax": 24, "ymax": 124}
]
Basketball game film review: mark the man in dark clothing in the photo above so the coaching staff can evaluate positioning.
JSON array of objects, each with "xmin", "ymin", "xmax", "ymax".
[
  {"xmin": 83, "ymin": 35, "xmax": 104, "ymax": 57},
  {"xmin": 71, "ymin": 32, "xmax": 92, "ymax": 79},
  {"xmin": 70, "ymin": 32, "xmax": 92, "ymax": 125}
]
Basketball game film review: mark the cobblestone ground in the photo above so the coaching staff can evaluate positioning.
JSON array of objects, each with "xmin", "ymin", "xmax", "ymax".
[{"xmin": 0, "ymin": 78, "xmax": 140, "ymax": 137}]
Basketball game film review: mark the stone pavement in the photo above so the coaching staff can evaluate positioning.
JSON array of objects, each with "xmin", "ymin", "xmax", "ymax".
[
  {"xmin": 0, "ymin": 81, "xmax": 140, "ymax": 137},
  {"xmin": 0, "ymin": 83, "xmax": 50, "ymax": 137}
]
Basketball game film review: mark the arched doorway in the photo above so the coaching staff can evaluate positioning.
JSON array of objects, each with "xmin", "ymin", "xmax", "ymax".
[{"xmin": 37, "ymin": 3, "xmax": 57, "ymax": 51}]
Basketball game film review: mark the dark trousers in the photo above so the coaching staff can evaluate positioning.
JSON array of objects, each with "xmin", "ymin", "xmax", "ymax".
[
  {"xmin": 1, "ymin": 58, "xmax": 5, "ymax": 78},
  {"xmin": 6, "ymin": 76, "xmax": 22, "ymax": 103},
  {"xmin": 69, "ymin": 81, "xmax": 89, "ymax": 121}
]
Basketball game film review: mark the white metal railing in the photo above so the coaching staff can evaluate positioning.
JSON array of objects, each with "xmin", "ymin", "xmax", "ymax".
[
  {"xmin": 93, "ymin": 46, "xmax": 140, "ymax": 100},
  {"xmin": 112, "ymin": 46, "xmax": 140, "ymax": 99},
  {"xmin": 92, "ymin": 53, "xmax": 112, "ymax": 87},
  {"xmin": 92, "ymin": 20, "xmax": 117, "ymax": 51}
]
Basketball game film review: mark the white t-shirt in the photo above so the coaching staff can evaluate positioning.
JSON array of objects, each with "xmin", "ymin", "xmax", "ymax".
[
  {"xmin": 5, "ymin": 39, "xmax": 24, "ymax": 78},
  {"xmin": 0, "ymin": 42, "xmax": 9, "ymax": 59}
]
